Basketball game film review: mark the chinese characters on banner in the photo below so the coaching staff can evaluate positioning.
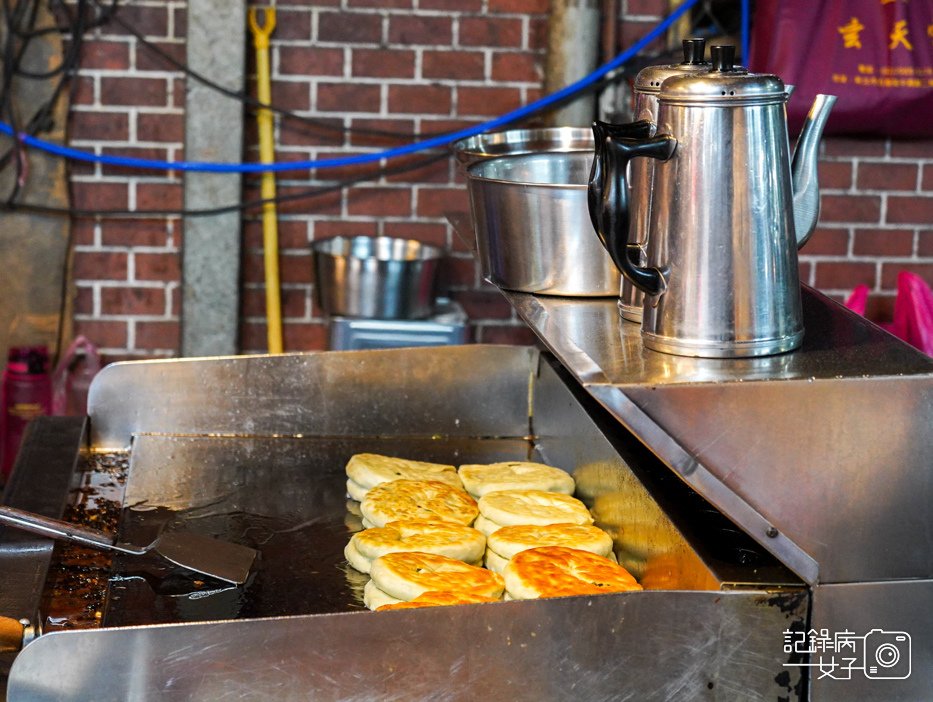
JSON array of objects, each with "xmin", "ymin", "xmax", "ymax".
[{"xmin": 750, "ymin": 1, "xmax": 933, "ymax": 137}]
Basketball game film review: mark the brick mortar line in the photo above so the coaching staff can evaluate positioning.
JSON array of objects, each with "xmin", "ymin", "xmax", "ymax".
[
  {"xmin": 272, "ymin": 74, "xmax": 542, "ymax": 88},
  {"xmin": 824, "ymin": 156, "xmax": 933, "ymax": 165},
  {"xmin": 816, "ymin": 224, "xmax": 926, "ymax": 230},
  {"xmin": 69, "ymin": 142, "xmax": 186, "ymax": 151},
  {"xmin": 71, "ymin": 105, "xmax": 183, "ymax": 115},
  {"xmin": 75, "ymin": 314, "xmax": 178, "ymax": 322},
  {"xmin": 76, "ymin": 68, "xmax": 184, "ymax": 79},
  {"xmin": 71, "ymin": 177, "xmax": 183, "ymax": 186},
  {"xmin": 76, "ymin": 280, "xmax": 174, "ymax": 289},
  {"xmin": 822, "ymin": 188, "xmax": 931, "ymax": 195},
  {"xmin": 75, "ymin": 245, "xmax": 179, "ymax": 254},
  {"xmin": 801, "ymin": 255, "xmax": 922, "ymax": 262}
]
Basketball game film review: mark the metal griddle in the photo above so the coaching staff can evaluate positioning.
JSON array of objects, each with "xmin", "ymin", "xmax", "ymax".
[{"xmin": 107, "ymin": 434, "xmax": 543, "ymax": 625}]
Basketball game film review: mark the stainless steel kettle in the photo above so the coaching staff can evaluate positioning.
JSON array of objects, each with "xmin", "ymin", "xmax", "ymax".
[
  {"xmin": 589, "ymin": 45, "xmax": 836, "ymax": 358},
  {"xmin": 618, "ymin": 38, "xmax": 709, "ymax": 323}
]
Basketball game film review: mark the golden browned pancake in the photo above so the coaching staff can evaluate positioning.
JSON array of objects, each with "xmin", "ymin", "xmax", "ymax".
[
  {"xmin": 458, "ymin": 461, "xmax": 575, "ymax": 498},
  {"xmin": 344, "ymin": 538, "xmax": 372, "ymax": 573},
  {"xmin": 503, "ymin": 546, "xmax": 642, "ymax": 600},
  {"xmin": 353, "ymin": 520, "xmax": 485, "ymax": 565},
  {"xmin": 361, "ymin": 479, "xmax": 478, "ymax": 528},
  {"xmin": 487, "ymin": 523, "xmax": 613, "ymax": 560},
  {"xmin": 484, "ymin": 547, "xmax": 510, "ymax": 574},
  {"xmin": 346, "ymin": 453, "xmax": 462, "ymax": 493},
  {"xmin": 370, "ymin": 551, "xmax": 504, "ymax": 602},
  {"xmin": 363, "ymin": 579, "xmax": 403, "ymax": 611},
  {"xmin": 478, "ymin": 490, "xmax": 593, "ymax": 528},
  {"xmin": 473, "ymin": 513, "xmax": 504, "ymax": 537},
  {"xmin": 376, "ymin": 590, "xmax": 500, "ymax": 611},
  {"xmin": 346, "ymin": 478, "xmax": 369, "ymax": 503}
]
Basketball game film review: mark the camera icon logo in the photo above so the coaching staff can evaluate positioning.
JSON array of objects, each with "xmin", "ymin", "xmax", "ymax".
[{"xmin": 863, "ymin": 629, "xmax": 911, "ymax": 680}]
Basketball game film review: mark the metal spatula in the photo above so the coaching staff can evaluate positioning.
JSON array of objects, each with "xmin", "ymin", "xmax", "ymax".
[{"xmin": 0, "ymin": 504, "xmax": 257, "ymax": 585}]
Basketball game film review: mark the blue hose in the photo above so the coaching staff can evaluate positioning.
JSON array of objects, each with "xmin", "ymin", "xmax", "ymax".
[{"xmin": 0, "ymin": 0, "xmax": 699, "ymax": 174}]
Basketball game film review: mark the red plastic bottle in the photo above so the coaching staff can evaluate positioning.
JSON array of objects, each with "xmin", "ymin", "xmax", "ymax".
[{"xmin": 1, "ymin": 346, "xmax": 52, "ymax": 483}]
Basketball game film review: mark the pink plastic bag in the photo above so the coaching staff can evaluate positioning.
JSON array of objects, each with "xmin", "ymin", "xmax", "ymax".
[{"xmin": 845, "ymin": 272, "xmax": 933, "ymax": 356}]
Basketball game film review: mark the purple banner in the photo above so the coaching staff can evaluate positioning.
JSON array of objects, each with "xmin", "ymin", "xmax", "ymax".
[{"xmin": 750, "ymin": 0, "xmax": 933, "ymax": 137}]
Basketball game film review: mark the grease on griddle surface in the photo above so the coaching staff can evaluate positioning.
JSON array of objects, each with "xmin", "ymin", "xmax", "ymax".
[{"xmin": 41, "ymin": 451, "xmax": 128, "ymax": 632}]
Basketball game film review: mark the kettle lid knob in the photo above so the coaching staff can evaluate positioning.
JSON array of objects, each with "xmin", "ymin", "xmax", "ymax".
[
  {"xmin": 711, "ymin": 44, "xmax": 737, "ymax": 72},
  {"xmin": 681, "ymin": 38, "xmax": 707, "ymax": 65}
]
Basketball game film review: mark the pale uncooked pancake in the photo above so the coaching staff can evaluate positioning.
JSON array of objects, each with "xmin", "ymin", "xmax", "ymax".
[
  {"xmin": 458, "ymin": 461, "xmax": 575, "ymax": 498},
  {"xmin": 487, "ymin": 524, "xmax": 612, "ymax": 560},
  {"xmin": 361, "ymin": 480, "xmax": 478, "ymax": 528},
  {"xmin": 376, "ymin": 590, "xmax": 499, "ymax": 611},
  {"xmin": 478, "ymin": 490, "xmax": 593, "ymax": 528},
  {"xmin": 370, "ymin": 551, "xmax": 504, "ymax": 602},
  {"xmin": 347, "ymin": 453, "xmax": 462, "ymax": 492},
  {"xmin": 346, "ymin": 478, "xmax": 368, "ymax": 503},
  {"xmin": 344, "ymin": 538, "xmax": 374, "ymax": 573},
  {"xmin": 503, "ymin": 546, "xmax": 641, "ymax": 600},
  {"xmin": 353, "ymin": 520, "xmax": 485, "ymax": 564},
  {"xmin": 484, "ymin": 547, "xmax": 509, "ymax": 574},
  {"xmin": 363, "ymin": 579, "xmax": 403, "ymax": 611},
  {"xmin": 473, "ymin": 513, "xmax": 504, "ymax": 537}
]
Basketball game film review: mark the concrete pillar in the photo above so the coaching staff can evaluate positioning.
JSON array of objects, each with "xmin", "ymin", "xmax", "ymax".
[
  {"xmin": 181, "ymin": 0, "xmax": 247, "ymax": 356},
  {"xmin": 544, "ymin": 0, "xmax": 601, "ymax": 127}
]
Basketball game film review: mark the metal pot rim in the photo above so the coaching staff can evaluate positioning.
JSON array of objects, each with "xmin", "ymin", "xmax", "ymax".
[
  {"xmin": 466, "ymin": 152, "xmax": 591, "ymax": 188},
  {"xmin": 453, "ymin": 127, "xmax": 594, "ymax": 165},
  {"xmin": 310, "ymin": 235, "xmax": 445, "ymax": 263}
]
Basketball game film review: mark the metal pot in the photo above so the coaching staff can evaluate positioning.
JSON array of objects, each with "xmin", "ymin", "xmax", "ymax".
[
  {"xmin": 452, "ymin": 127, "xmax": 594, "ymax": 167},
  {"xmin": 311, "ymin": 236, "xmax": 443, "ymax": 320},
  {"xmin": 466, "ymin": 152, "xmax": 620, "ymax": 297}
]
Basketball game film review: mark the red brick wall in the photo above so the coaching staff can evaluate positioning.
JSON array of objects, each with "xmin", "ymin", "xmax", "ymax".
[
  {"xmin": 69, "ymin": 1, "xmax": 185, "ymax": 358},
  {"xmin": 65, "ymin": 0, "xmax": 932, "ymax": 359}
]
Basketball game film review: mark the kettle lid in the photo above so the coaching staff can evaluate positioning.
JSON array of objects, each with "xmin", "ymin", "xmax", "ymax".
[
  {"xmin": 634, "ymin": 38, "xmax": 710, "ymax": 94},
  {"xmin": 659, "ymin": 45, "xmax": 786, "ymax": 103}
]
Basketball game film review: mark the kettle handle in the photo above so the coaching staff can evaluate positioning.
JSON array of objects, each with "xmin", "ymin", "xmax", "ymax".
[
  {"xmin": 588, "ymin": 126, "xmax": 676, "ymax": 296},
  {"xmin": 587, "ymin": 120, "xmax": 653, "ymax": 237}
]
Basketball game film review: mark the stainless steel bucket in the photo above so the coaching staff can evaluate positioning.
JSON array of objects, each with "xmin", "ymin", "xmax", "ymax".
[
  {"xmin": 466, "ymin": 152, "xmax": 620, "ymax": 297},
  {"xmin": 311, "ymin": 236, "xmax": 443, "ymax": 319}
]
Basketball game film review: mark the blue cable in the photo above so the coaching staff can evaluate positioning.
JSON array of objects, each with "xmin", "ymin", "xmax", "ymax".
[
  {"xmin": 741, "ymin": 0, "xmax": 750, "ymax": 65},
  {"xmin": 0, "ymin": 0, "xmax": 699, "ymax": 174}
]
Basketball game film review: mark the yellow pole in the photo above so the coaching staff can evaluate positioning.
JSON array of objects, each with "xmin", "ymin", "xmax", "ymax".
[{"xmin": 248, "ymin": 7, "xmax": 283, "ymax": 354}]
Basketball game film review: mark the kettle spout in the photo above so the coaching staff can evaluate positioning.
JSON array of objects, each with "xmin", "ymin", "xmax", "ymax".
[{"xmin": 791, "ymin": 94, "xmax": 837, "ymax": 248}]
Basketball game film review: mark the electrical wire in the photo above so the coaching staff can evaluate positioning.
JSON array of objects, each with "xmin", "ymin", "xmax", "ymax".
[
  {"xmin": 92, "ymin": 0, "xmax": 448, "ymax": 142},
  {"xmin": 0, "ymin": 0, "xmax": 701, "ymax": 174},
  {"xmin": 0, "ymin": 148, "xmax": 451, "ymax": 218}
]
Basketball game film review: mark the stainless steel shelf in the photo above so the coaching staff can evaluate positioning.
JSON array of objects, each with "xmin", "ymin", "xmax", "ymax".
[
  {"xmin": 499, "ymin": 285, "xmax": 933, "ymax": 585},
  {"xmin": 505, "ymin": 286, "xmax": 933, "ymax": 387}
]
